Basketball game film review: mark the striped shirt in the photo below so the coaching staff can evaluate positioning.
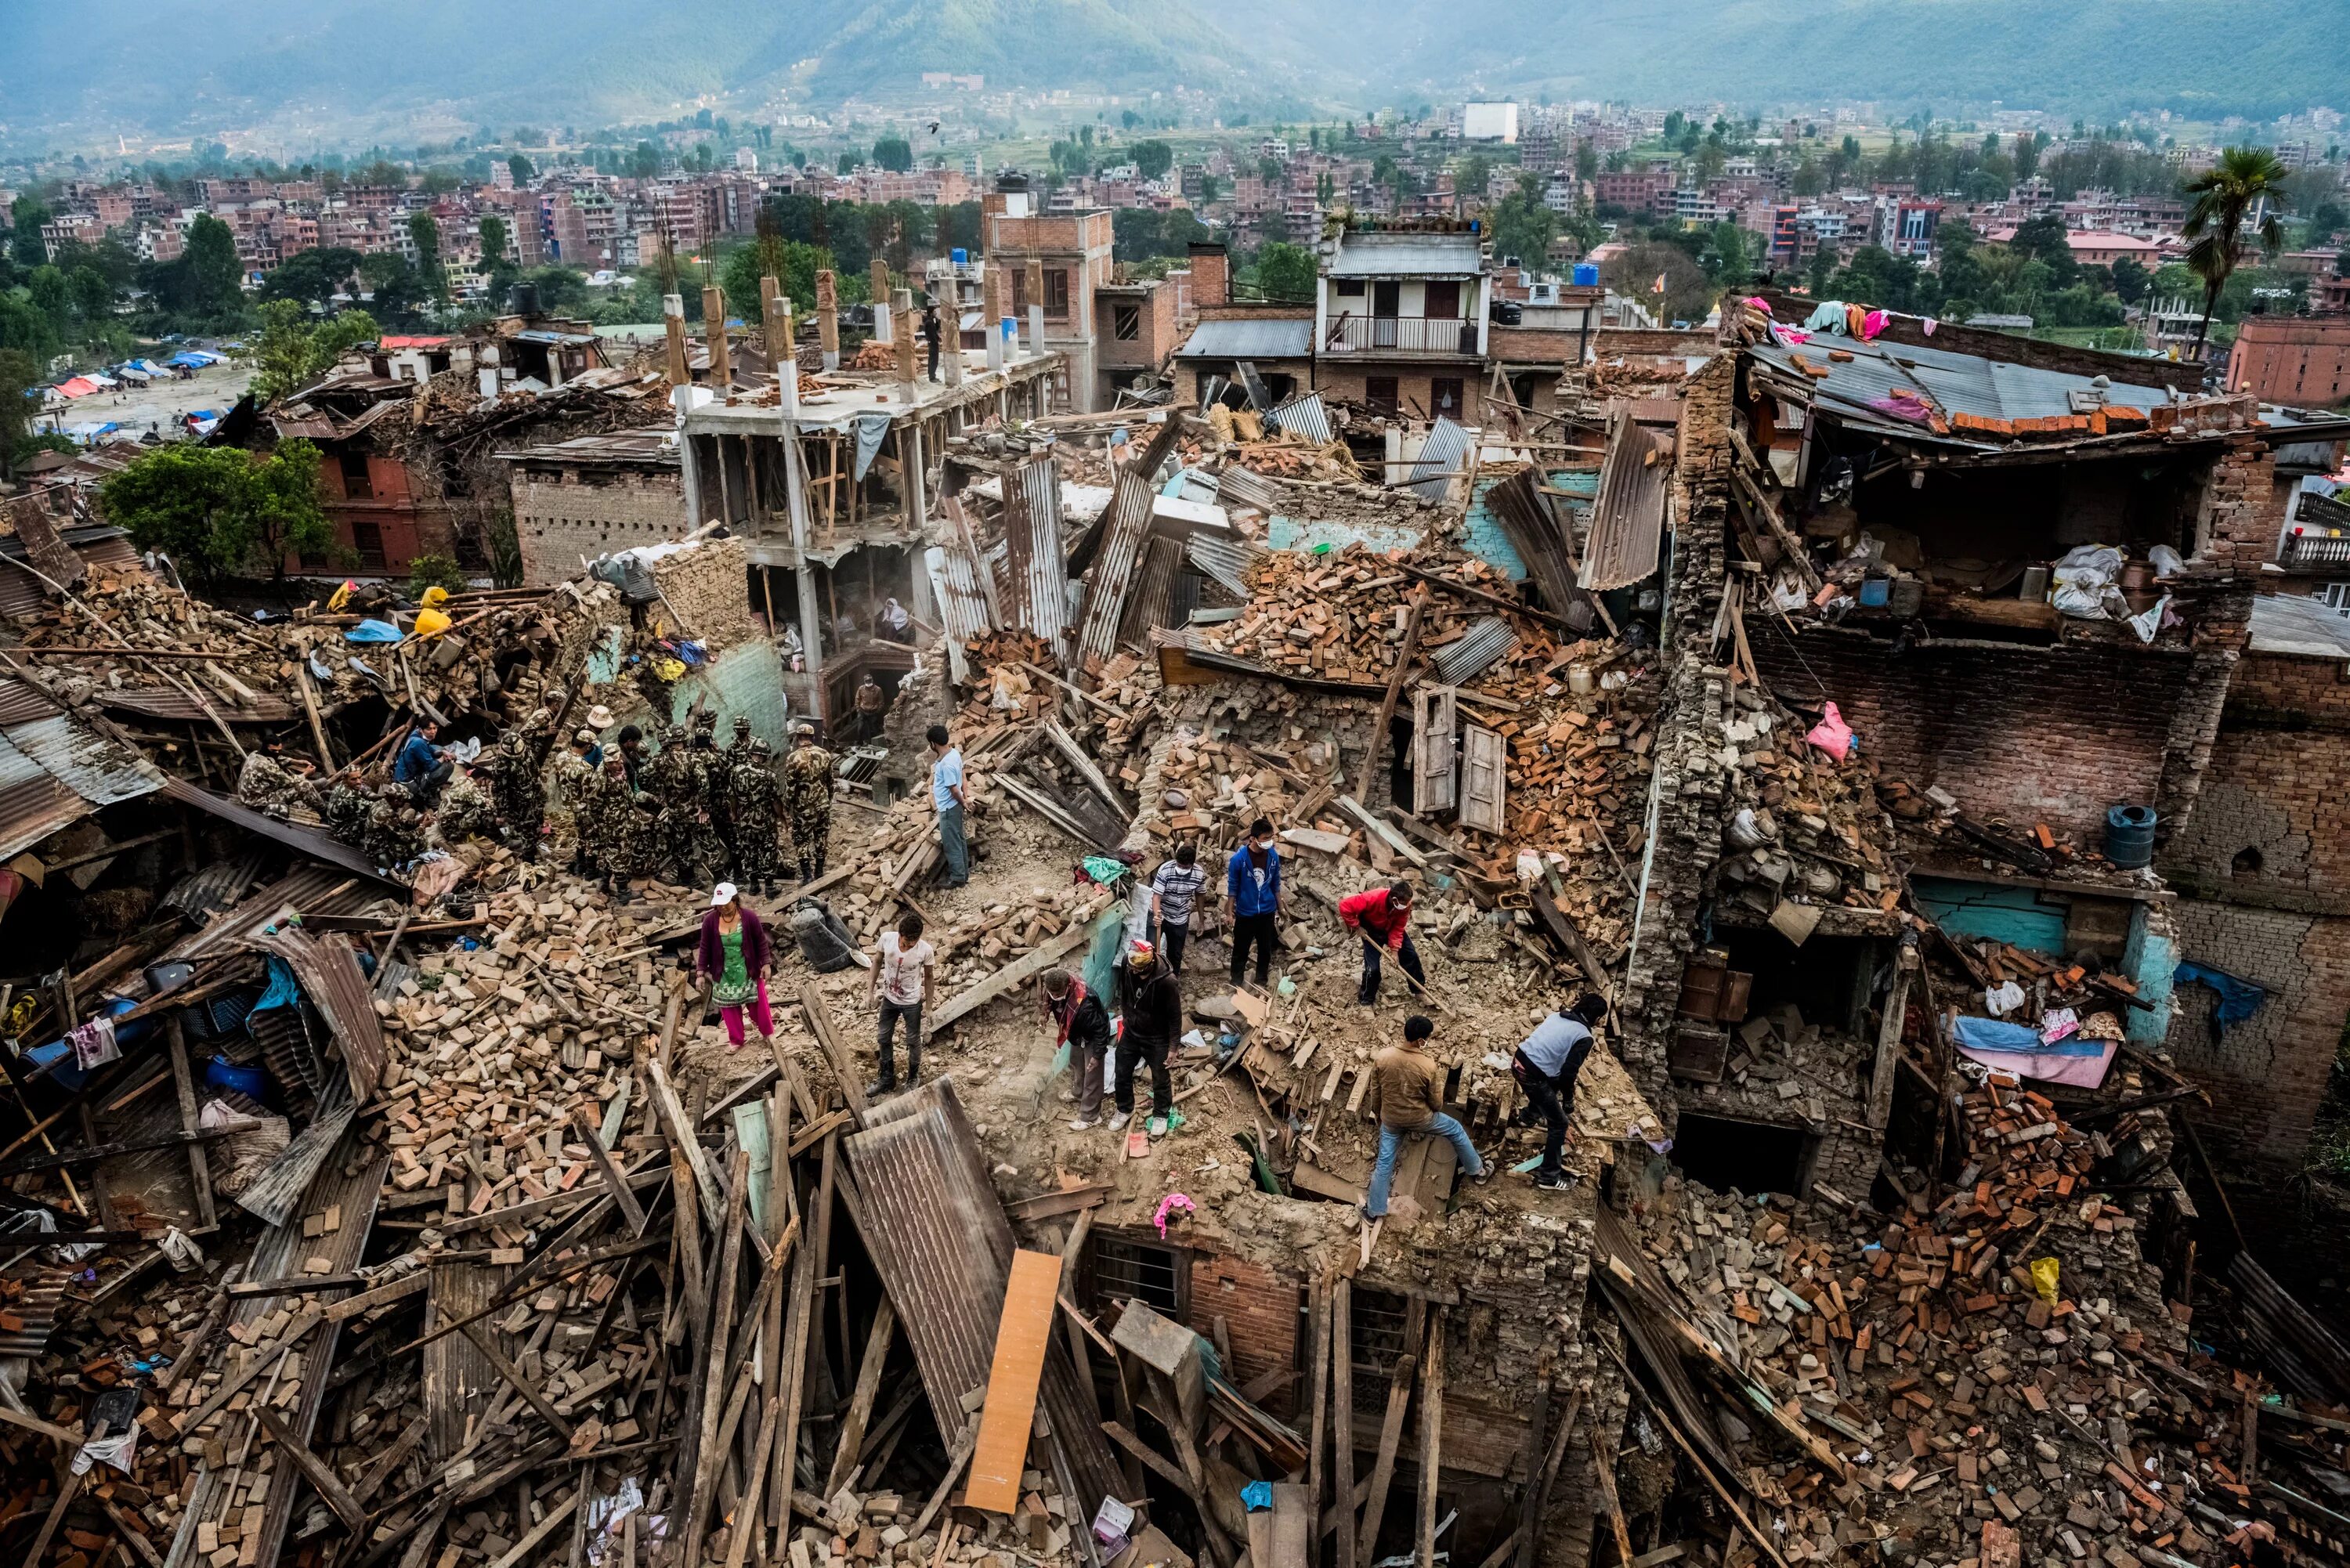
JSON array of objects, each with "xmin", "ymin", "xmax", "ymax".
[{"xmin": 1152, "ymin": 861, "xmax": 1209, "ymax": 927}]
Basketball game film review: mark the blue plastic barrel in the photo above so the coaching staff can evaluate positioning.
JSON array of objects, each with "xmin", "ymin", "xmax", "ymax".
[
  {"xmin": 1573, "ymin": 262, "xmax": 1600, "ymax": 286},
  {"xmin": 206, "ymin": 1055, "xmax": 267, "ymax": 1099},
  {"xmin": 951, "ymin": 248, "xmax": 969, "ymax": 266},
  {"xmin": 2105, "ymin": 804, "xmax": 2157, "ymax": 869}
]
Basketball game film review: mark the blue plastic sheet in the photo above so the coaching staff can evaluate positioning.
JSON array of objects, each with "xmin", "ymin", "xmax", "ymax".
[
  {"xmin": 345, "ymin": 619, "xmax": 403, "ymax": 643},
  {"xmin": 2173, "ymin": 961, "xmax": 2266, "ymax": 1033}
]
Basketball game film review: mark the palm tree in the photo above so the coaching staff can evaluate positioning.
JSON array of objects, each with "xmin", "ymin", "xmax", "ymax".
[{"xmin": 2182, "ymin": 146, "xmax": 2287, "ymax": 359}]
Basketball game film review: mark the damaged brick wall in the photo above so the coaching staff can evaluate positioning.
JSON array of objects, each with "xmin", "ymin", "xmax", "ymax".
[
  {"xmin": 2160, "ymin": 646, "xmax": 2350, "ymax": 1228},
  {"xmin": 649, "ymin": 535, "xmax": 761, "ymax": 652},
  {"xmin": 1748, "ymin": 634, "xmax": 2196, "ymax": 845},
  {"xmin": 2193, "ymin": 438, "xmax": 2286, "ymax": 576},
  {"xmin": 512, "ymin": 468, "xmax": 687, "ymax": 587},
  {"xmin": 1188, "ymin": 1250, "xmax": 1301, "ymax": 1413}
]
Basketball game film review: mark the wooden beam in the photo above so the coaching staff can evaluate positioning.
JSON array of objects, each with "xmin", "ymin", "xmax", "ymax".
[
  {"xmin": 1355, "ymin": 587, "xmax": 1428, "ymax": 805},
  {"xmin": 1590, "ymin": 1429, "xmax": 1634, "ymax": 1567},
  {"xmin": 255, "ymin": 1407, "xmax": 366, "ymax": 1529},
  {"xmin": 458, "ymin": 1321, "xmax": 577, "ymax": 1439},
  {"xmin": 1354, "ymin": 1352, "xmax": 1417, "ymax": 1568},
  {"xmin": 572, "ymin": 1109, "xmax": 649, "ymax": 1235},
  {"xmin": 796, "ymin": 983, "xmax": 871, "ymax": 1126},
  {"xmin": 1332, "ymin": 1279, "xmax": 1358, "ymax": 1568},
  {"xmin": 1416, "ymin": 1312, "xmax": 1445, "ymax": 1568},
  {"xmin": 1305, "ymin": 1280, "xmax": 1330, "ymax": 1540},
  {"xmin": 925, "ymin": 913, "xmax": 1101, "ymax": 1034},
  {"xmin": 825, "ymin": 1298, "xmax": 898, "ymax": 1494}
]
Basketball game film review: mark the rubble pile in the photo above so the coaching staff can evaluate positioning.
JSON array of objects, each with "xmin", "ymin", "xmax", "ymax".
[
  {"xmin": 1615, "ymin": 1077, "xmax": 2298, "ymax": 1568},
  {"xmin": 1712, "ymin": 689, "xmax": 1902, "ymax": 922}
]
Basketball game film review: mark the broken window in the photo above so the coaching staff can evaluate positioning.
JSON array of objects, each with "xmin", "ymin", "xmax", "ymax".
[
  {"xmin": 350, "ymin": 520, "xmax": 386, "ymax": 569},
  {"xmin": 1084, "ymin": 1234, "xmax": 1186, "ymax": 1317},
  {"xmin": 1431, "ymin": 378, "xmax": 1464, "ymax": 417},
  {"xmin": 1112, "ymin": 302, "xmax": 1141, "ymax": 341},
  {"xmin": 1044, "ymin": 268, "xmax": 1071, "ymax": 317},
  {"xmin": 1365, "ymin": 377, "xmax": 1399, "ymax": 416},
  {"xmin": 1348, "ymin": 1288, "xmax": 1415, "ymax": 1411},
  {"xmin": 339, "ymin": 450, "xmax": 374, "ymax": 500}
]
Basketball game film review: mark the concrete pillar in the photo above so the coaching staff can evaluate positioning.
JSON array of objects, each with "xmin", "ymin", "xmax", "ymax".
[
  {"xmin": 903, "ymin": 419, "xmax": 934, "ymax": 628},
  {"xmin": 662, "ymin": 291, "xmax": 690, "ymax": 386},
  {"xmin": 673, "ymin": 410, "xmax": 703, "ymax": 530},
  {"xmin": 870, "ymin": 258, "xmax": 893, "ymax": 343},
  {"xmin": 930, "ymin": 263, "xmax": 964, "ymax": 388},
  {"xmin": 815, "ymin": 269, "xmax": 840, "ymax": 371},
  {"xmin": 1025, "ymin": 260, "xmax": 1047, "ymax": 359},
  {"xmin": 894, "ymin": 289, "xmax": 920, "ymax": 388},
  {"xmin": 760, "ymin": 276, "xmax": 794, "ymax": 384},
  {"xmin": 700, "ymin": 285, "xmax": 731, "ymax": 386}
]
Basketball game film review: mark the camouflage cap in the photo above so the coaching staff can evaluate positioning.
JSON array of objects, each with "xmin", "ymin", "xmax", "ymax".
[
  {"xmin": 732, "ymin": 714, "xmax": 751, "ymax": 732},
  {"xmin": 749, "ymin": 738, "xmax": 772, "ymax": 757}
]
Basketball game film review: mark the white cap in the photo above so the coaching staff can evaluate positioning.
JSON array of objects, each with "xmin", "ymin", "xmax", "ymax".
[{"xmin": 710, "ymin": 882, "xmax": 738, "ymax": 907}]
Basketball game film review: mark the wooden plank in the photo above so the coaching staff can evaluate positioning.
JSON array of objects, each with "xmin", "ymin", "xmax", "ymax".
[
  {"xmin": 1458, "ymin": 724, "xmax": 1506, "ymax": 836},
  {"xmin": 967, "ymin": 1249, "xmax": 1065, "ymax": 1512},
  {"xmin": 796, "ymin": 983, "xmax": 871, "ymax": 1126},
  {"xmin": 1269, "ymin": 1483, "xmax": 1312, "ymax": 1568},
  {"xmin": 165, "ymin": 1017, "xmax": 216, "ymax": 1231},
  {"xmin": 458, "ymin": 1320, "xmax": 577, "ymax": 1438},
  {"xmin": 1417, "ymin": 1313, "xmax": 1445, "ymax": 1568},
  {"xmin": 1591, "ymin": 1428, "xmax": 1634, "ymax": 1567},
  {"xmin": 1305, "ymin": 1281, "xmax": 1330, "ymax": 1545},
  {"xmin": 255, "ymin": 1407, "xmax": 364, "ymax": 1529},
  {"xmin": 485, "ymin": 1489, "xmax": 579, "ymax": 1568},
  {"xmin": 1101, "ymin": 1419, "xmax": 1200, "ymax": 1496},
  {"xmin": 1354, "ymin": 1352, "xmax": 1416, "ymax": 1568},
  {"xmin": 573, "ymin": 1108, "xmax": 649, "ymax": 1235},
  {"xmin": 1412, "ymin": 686, "xmax": 1458, "ymax": 816},
  {"xmin": 825, "ymin": 1298, "xmax": 899, "ymax": 1494},
  {"xmin": 925, "ymin": 912, "xmax": 1105, "ymax": 1034},
  {"xmin": 646, "ymin": 1059, "xmax": 724, "ymax": 1226},
  {"xmin": 1332, "ymin": 1280, "xmax": 1358, "ymax": 1568},
  {"xmin": 1355, "ymin": 587, "xmax": 1427, "ymax": 805},
  {"xmin": 172, "ymin": 1309, "xmax": 321, "ymax": 1435}
]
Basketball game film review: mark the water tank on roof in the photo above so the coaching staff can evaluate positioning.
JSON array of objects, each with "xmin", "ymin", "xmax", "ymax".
[
  {"xmin": 508, "ymin": 280, "xmax": 540, "ymax": 317},
  {"xmin": 951, "ymin": 248, "xmax": 968, "ymax": 266},
  {"xmin": 1573, "ymin": 262, "xmax": 1600, "ymax": 287}
]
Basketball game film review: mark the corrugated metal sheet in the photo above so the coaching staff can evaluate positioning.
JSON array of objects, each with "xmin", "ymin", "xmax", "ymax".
[
  {"xmin": 1213, "ymin": 465, "xmax": 1281, "ymax": 515},
  {"xmin": 0, "ymin": 708, "xmax": 158, "ymax": 861},
  {"xmin": 1325, "ymin": 234, "xmax": 1484, "ymax": 278},
  {"xmin": 0, "ymin": 677, "xmax": 60, "ymax": 728},
  {"xmin": 161, "ymin": 847, "xmax": 266, "ymax": 922},
  {"xmin": 1173, "ymin": 318, "xmax": 1314, "ymax": 361},
  {"xmin": 97, "ymin": 686, "xmax": 298, "ymax": 724},
  {"xmin": 1118, "ymin": 537, "xmax": 1185, "ymax": 649},
  {"xmin": 843, "ymin": 1079, "xmax": 1125, "ymax": 1527},
  {"xmin": 1075, "ymin": 421, "xmax": 1184, "ymax": 676},
  {"xmin": 155, "ymin": 773, "xmax": 403, "ymax": 888},
  {"xmin": 1429, "ymin": 616, "xmax": 1520, "ymax": 684},
  {"xmin": 248, "ymin": 927, "xmax": 385, "ymax": 1100},
  {"xmin": 1003, "ymin": 454, "xmax": 1072, "ymax": 664},
  {"xmin": 1485, "ymin": 468, "xmax": 1588, "ymax": 625},
  {"xmin": 1405, "ymin": 417, "xmax": 1471, "ymax": 501},
  {"xmin": 5, "ymin": 495, "xmax": 89, "ymax": 588},
  {"xmin": 2227, "ymin": 1252, "xmax": 2350, "ymax": 1404},
  {"xmin": 1749, "ymin": 336, "xmax": 2173, "ymax": 437},
  {"xmin": 157, "ymin": 863, "xmax": 384, "ymax": 967},
  {"xmin": 1579, "ymin": 405, "xmax": 1673, "ymax": 592},
  {"xmin": 924, "ymin": 543, "xmax": 995, "ymax": 686},
  {"xmin": 1264, "ymin": 392, "xmax": 1333, "ymax": 445},
  {"xmin": 0, "ymin": 533, "xmax": 139, "ymax": 621},
  {"xmin": 1186, "ymin": 533, "xmax": 1262, "ymax": 598}
]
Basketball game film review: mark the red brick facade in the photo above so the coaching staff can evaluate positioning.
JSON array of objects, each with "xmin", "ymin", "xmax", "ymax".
[{"xmin": 1189, "ymin": 1250, "xmax": 1302, "ymax": 1412}]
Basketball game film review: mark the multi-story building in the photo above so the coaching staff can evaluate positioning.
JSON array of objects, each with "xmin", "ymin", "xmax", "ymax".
[
  {"xmin": 1313, "ymin": 221, "xmax": 1489, "ymax": 421},
  {"xmin": 2226, "ymin": 316, "xmax": 2350, "ymax": 407},
  {"xmin": 982, "ymin": 179, "xmax": 1116, "ymax": 412}
]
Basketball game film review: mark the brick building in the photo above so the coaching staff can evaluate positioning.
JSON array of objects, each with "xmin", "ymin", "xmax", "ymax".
[
  {"xmin": 982, "ymin": 181, "xmax": 1116, "ymax": 412},
  {"xmin": 498, "ymin": 430, "xmax": 685, "ymax": 586},
  {"xmin": 2226, "ymin": 316, "xmax": 2350, "ymax": 409}
]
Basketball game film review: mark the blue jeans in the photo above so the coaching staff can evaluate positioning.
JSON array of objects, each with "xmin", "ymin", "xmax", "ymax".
[
  {"xmin": 1364, "ymin": 1114, "xmax": 1483, "ymax": 1219},
  {"xmin": 938, "ymin": 803, "xmax": 969, "ymax": 885}
]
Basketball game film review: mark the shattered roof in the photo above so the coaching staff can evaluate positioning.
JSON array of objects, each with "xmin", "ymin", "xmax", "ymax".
[
  {"xmin": 0, "ymin": 695, "xmax": 159, "ymax": 860},
  {"xmin": 1175, "ymin": 317, "xmax": 1314, "ymax": 361},
  {"xmin": 494, "ymin": 430, "xmax": 678, "ymax": 468},
  {"xmin": 1749, "ymin": 335, "xmax": 2175, "ymax": 435}
]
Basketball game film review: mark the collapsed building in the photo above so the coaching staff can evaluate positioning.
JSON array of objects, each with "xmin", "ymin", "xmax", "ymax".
[{"xmin": 7, "ymin": 272, "xmax": 2350, "ymax": 1568}]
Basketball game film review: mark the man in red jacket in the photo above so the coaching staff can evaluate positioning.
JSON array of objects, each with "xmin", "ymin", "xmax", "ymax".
[{"xmin": 1340, "ymin": 880, "xmax": 1423, "ymax": 1006}]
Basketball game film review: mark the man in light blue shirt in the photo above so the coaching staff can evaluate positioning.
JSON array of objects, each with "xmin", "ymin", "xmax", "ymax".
[
  {"xmin": 928, "ymin": 724, "xmax": 969, "ymax": 887},
  {"xmin": 1511, "ymin": 994, "xmax": 1607, "ymax": 1191}
]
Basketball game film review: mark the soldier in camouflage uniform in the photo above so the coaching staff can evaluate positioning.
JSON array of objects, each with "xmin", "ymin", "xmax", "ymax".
[
  {"xmin": 432, "ymin": 765, "xmax": 498, "ymax": 847},
  {"xmin": 643, "ymin": 724, "xmax": 692, "ymax": 814},
  {"xmin": 729, "ymin": 738, "xmax": 786, "ymax": 894},
  {"xmin": 235, "ymin": 740, "xmax": 322, "ymax": 820},
  {"xmin": 546, "ymin": 730, "xmax": 598, "ymax": 871},
  {"xmin": 322, "ymin": 768, "xmax": 372, "ymax": 846},
  {"xmin": 686, "ymin": 724, "xmax": 732, "ymax": 880},
  {"xmin": 361, "ymin": 784, "xmax": 423, "ymax": 870},
  {"xmin": 579, "ymin": 754, "xmax": 643, "ymax": 899},
  {"xmin": 780, "ymin": 721, "xmax": 837, "ymax": 883},
  {"xmin": 487, "ymin": 732, "xmax": 548, "ymax": 859}
]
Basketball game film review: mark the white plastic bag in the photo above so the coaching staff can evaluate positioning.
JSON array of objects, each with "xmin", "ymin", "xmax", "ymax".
[{"xmin": 1986, "ymin": 981, "xmax": 2026, "ymax": 1017}]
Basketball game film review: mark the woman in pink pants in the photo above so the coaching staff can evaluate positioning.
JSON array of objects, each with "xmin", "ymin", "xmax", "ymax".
[{"xmin": 696, "ymin": 883, "xmax": 776, "ymax": 1051}]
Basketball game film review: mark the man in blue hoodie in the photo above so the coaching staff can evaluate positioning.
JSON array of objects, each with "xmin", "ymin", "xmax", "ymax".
[{"xmin": 1226, "ymin": 816, "xmax": 1282, "ymax": 988}]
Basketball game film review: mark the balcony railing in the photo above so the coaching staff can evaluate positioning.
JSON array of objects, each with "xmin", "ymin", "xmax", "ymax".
[
  {"xmin": 1324, "ymin": 313, "xmax": 1479, "ymax": 356},
  {"xmin": 2279, "ymin": 528, "xmax": 2350, "ymax": 573}
]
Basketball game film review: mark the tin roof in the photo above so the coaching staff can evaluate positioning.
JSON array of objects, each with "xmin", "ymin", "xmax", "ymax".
[
  {"xmin": 0, "ymin": 706, "xmax": 158, "ymax": 861},
  {"xmin": 1174, "ymin": 317, "xmax": 1314, "ymax": 361},
  {"xmin": 1748, "ymin": 335, "xmax": 2175, "ymax": 439},
  {"xmin": 1325, "ymin": 231, "xmax": 1485, "ymax": 279}
]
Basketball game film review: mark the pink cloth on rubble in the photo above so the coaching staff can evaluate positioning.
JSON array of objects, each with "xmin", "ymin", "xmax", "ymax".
[{"xmin": 1806, "ymin": 702, "xmax": 1856, "ymax": 760}]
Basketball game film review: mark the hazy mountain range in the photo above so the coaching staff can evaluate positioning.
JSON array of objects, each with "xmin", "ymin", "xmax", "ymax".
[{"xmin": 2, "ymin": 0, "xmax": 2340, "ymax": 152}]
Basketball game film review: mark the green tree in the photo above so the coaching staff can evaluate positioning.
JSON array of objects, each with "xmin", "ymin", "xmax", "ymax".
[
  {"xmin": 1574, "ymin": 145, "xmax": 1598, "ymax": 182},
  {"xmin": 1250, "ymin": 240, "xmax": 1316, "ymax": 303},
  {"xmin": 2109, "ymin": 255, "xmax": 2150, "ymax": 305},
  {"xmin": 508, "ymin": 153, "xmax": 534, "ymax": 185},
  {"xmin": 407, "ymin": 213, "xmax": 446, "ymax": 303},
  {"xmin": 251, "ymin": 300, "xmax": 382, "ymax": 403},
  {"xmin": 478, "ymin": 214, "xmax": 510, "ymax": 265},
  {"xmin": 261, "ymin": 246, "xmax": 364, "ymax": 308},
  {"xmin": 0, "ymin": 349, "xmax": 40, "ymax": 482},
  {"xmin": 408, "ymin": 553, "xmax": 468, "ymax": 598},
  {"xmin": 1131, "ymin": 140, "xmax": 1174, "ymax": 182},
  {"xmin": 9, "ymin": 197, "xmax": 53, "ymax": 270},
  {"xmin": 180, "ymin": 213, "xmax": 245, "ymax": 325},
  {"xmin": 358, "ymin": 251, "xmax": 426, "ymax": 325},
  {"xmin": 1490, "ymin": 175, "xmax": 1559, "ymax": 271},
  {"xmin": 2183, "ymin": 146, "xmax": 2288, "ymax": 356},
  {"xmin": 837, "ymin": 151, "xmax": 857, "ymax": 176},
  {"xmin": 1458, "ymin": 154, "xmax": 1494, "ymax": 203},
  {"xmin": 873, "ymin": 136, "xmax": 913, "ymax": 173},
  {"xmin": 101, "ymin": 440, "xmax": 335, "ymax": 588}
]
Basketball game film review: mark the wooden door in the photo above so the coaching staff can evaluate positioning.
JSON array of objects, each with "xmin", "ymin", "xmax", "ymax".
[
  {"xmin": 1412, "ymin": 685, "xmax": 1457, "ymax": 815},
  {"xmin": 1459, "ymin": 724, "xmax": 1506, "ymax": 835}
]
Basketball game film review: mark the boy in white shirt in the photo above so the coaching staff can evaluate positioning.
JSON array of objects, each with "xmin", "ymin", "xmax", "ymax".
[{"xmin": 868, "ymin": 911, "xmax": 937, "ymax": 1094}]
